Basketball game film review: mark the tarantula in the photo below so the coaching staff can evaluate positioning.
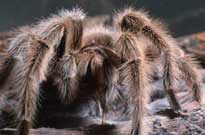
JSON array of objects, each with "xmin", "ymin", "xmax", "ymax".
[{"xmin": 0, "ymin": 8, "xmax": 203, "ymax": 135}]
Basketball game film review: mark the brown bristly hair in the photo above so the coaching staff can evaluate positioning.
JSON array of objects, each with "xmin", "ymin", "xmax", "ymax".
[
  {"xmin": 114, "ymin": 7, "xmax": 202, "ymax": 108},
  {"xmin": 77, "ymin": 45, "xmax": 121, "ymax": 123},
  {"xmin": 32, "ymin": 8, "xmax": 85, "ymax": 51},
  {"xmin": 177, "ymin": 54, "xmax": 202, "ymax": 103},
  {"xmin": 31, "ymin": 8, "xmax": 85, "ymax": 103},
  {"xmin": 76, "ymin": 26, "xmax": 121, "ymax": 123},
  {"xmin": 116, "ymin": 32, "xmax": 150, "ymax": 135},
  {"xmin": 52, "ymin": 54, "xmax": 78, "ymax": 103},
  {"xmin": 0, "ymin": 51, "xmax": 16, "ymax": 87},
  {"xmin": 14, "ymin": 36, "xmax": 53, "ymax": 135}
]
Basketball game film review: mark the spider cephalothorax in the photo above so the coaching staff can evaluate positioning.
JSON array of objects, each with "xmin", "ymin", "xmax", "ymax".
[{"xmin": 0, "ymin": 7, "xmax": 203, "ymax": 135}]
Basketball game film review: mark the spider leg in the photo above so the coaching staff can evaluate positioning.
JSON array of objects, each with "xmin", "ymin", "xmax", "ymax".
[
  {"xmin": 162, "ymin": 51, "xmax": 181, "ymax": 111},
  {"xmin": 52, "ymin": 16, "xmax": 83, "ymax": 103},
  {"xmin": 177, "ymin": 54, "xmax": 202, "ymax": 104},
  {"xmin": 13, "ymin": 37, "xmax": 53, "ymax": 135},
  {"xmin": 114, "ymin": 8, "xmax": 188, "ymax": 112},
  {"xmin": 0, "ymin": 51, "xmax": 15, "ymax": 87},
  {"xmin": 116, "ymin": 33, "xmax": 150, "ymax": 135},
  {"xmin": 4, "ymin": 8, "xmax": 85, "ymax": 135},
  {"xmin": 121, "ymin": 59, "xmax": 147, "ymax": 135},
  {"xmin": 52, "ymin": 55, "xmax": 78, "ymax": 103},
  {"xmin": 33, "ymin": 8, "xmax": 85, "ymax": 104}
]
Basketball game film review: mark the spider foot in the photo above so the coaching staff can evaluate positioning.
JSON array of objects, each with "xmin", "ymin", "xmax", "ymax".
[
  {"xmin": 131, "ymin": 127, "xmax": 143, "ymax": 135},
  {"xmin": 17, "ymin": 120, "xmax": 31, "ymax": 135}
]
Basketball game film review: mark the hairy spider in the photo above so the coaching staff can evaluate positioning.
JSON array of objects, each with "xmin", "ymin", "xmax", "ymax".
[{"xmin": 0, "ymin": 7, "xmax": 203, "ymax": 135}]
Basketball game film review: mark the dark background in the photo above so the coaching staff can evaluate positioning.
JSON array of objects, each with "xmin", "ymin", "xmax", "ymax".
[{"xmin": 0, "ymin": 0, "xmax": 205, "ymax": 36}]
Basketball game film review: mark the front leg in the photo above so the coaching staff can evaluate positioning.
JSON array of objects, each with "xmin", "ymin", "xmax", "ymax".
[
  {"xmin": 115, "ymin": 32, "xmax": 150, "ymax": 135},
  {"xmin": 120, "ymin": 59, "xmax": 149, "ymax": 135},
  {"xmin": 14, "ymin": 37, "xmax": 53, "ymax": 135}
]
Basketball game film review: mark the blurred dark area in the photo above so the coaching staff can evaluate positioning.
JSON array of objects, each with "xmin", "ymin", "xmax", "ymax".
[{"xmin": 0, "ymin": 0, "xmax": 205, "ymax": 36}]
